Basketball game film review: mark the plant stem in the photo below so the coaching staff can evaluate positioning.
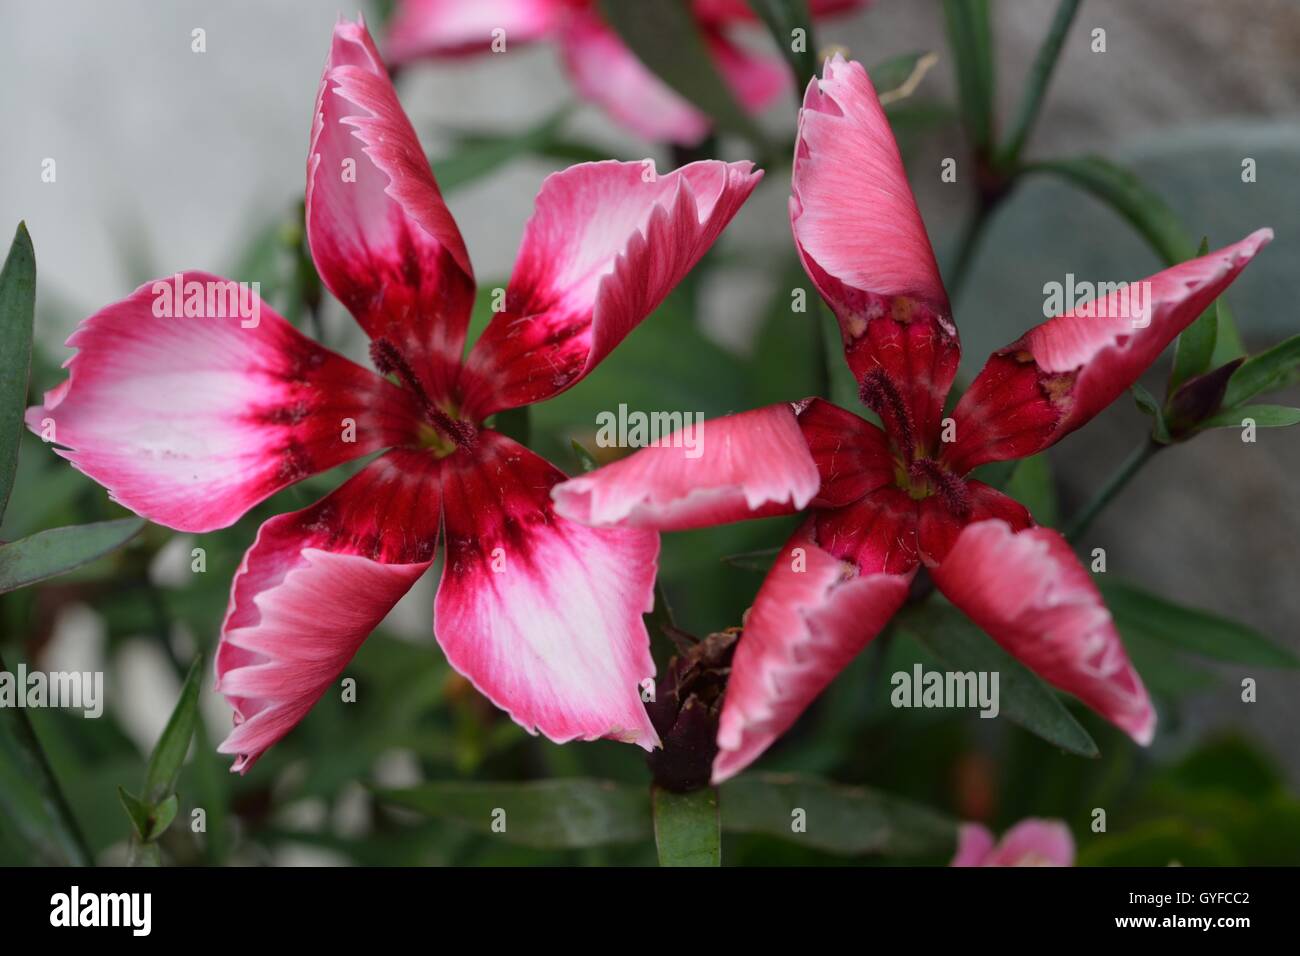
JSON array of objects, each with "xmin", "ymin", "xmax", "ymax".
[
  {"xmin": 1065, "ymin": 438, "xmax": 1162, "ymax": 543},
  {"xmin": 0, "ymin": 650, "xmax": 93, "ymax": 865},
  {"xmin": 946, "ymin": 202, "xmax": 993, "ymax": 302},
  {"xmin": 811, "ymin": 299, "xmax": 832, "ymax": 400},
  {"xmin": 997, "ymin": 0, "xmax": 1083, "ymax": 170}
]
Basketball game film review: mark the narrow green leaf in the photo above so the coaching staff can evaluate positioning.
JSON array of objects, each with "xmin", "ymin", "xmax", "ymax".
[
  {"xmin": 0, "ymin": 516, "xmax": 146, "ymax": 594},
  {"xmin": 433, "ymin": 107, "xmax": 572, "ymax": 194},
  {"xmin": 143, "ymin": 657, "xmax": 203, "ymax": 805},
  {"xmin": 1197, "ymin": 404, "xmax": 1300, "ymax": 431},
  {"xmin": 941, "ymin": 0, "xmax": 995, "ymax": 151},
  {"xmin": 117, "ymin": 787, "xmax": 152, "ymax": 841},
  {"xmin": 998, "ymin": 0, "xmax": 1081, "ymax": 167},
  {"xmin": 746, "ymin": 0, "xmax": 818, "ymax": 89},
  {"xmin": 1168, "ymin": 237, "xmax": 1218, "ymax": 393},
  {"xmin": 652, "ymin": 786, "xmax": 720, "ymax": 866},
  {"xmin": 0, "ymin": 222, "xmax": 36, "ymax": 521},
  {"xmin": 1131, "ymin": 382, "xmax": 1171, "ymax": 443},
  {"xmin": 1101, "ymin": 579, "xmax": 1298, "ymax": 668},
  {"xmin": 1003, "ymin": 453, "xmax": 1058, "ymax": 527},
  {"xmin": 1223, "ymin": 334, "xmax": 1300, "ymax": 408},
  {"xmin": 1027, "ymin": 156, "xmax": 1192, "ymax": 265},
  {"xmin": 721, "ymin": 772, "xmax": 957, "ymax": 857},
  {"xmin": 570, "ymin": 439, "xmax": 599, "ymax": 474},
  {"xmin": 0, "ymin": 649, "xmax": 93, "ymax": 865},
  {"xmin": 376, "ymin": 779, "xmax": 652, "ymax": 849},
  {"xmin": 600, "ymin": 0, "xmax": 767, "ymax": 149},
  {"xmin": 896, "ymin": 602, "xmax": 1100, "ymax": 757}
]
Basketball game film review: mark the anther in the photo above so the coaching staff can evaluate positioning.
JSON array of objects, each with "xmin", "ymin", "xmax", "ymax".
[
  {"xmin": 371, "ymin": 338, "xmax": 476, "ymax": 450},
  {"xmin": 909, "ymin": 459, "xmax": 971, "ymax": 520},
  {"xmin": 859, "ymin": 368, "xmax": 916, "ymax": 458}
]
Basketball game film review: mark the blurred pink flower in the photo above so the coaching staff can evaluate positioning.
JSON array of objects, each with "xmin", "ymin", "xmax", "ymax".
[
  {"xmin": 552, "ymin": 55, "xmax": 1272, "ymax": 782},
  {"xmin": 951, "ymin": 819, "xmax": 1075, "ymax": 867},
  {"xmin": 28, "ymin": 16, "xmax": 761, "ymax": 772},
  {"xmin": 385, "ymin": 0, "xmax": 869, "ymax": 145}
]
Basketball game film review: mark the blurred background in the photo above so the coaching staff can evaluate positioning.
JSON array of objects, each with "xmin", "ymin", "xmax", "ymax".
[{"xmin": 1, "ymin": 0, "xmax": 1298, "ymax": 865}]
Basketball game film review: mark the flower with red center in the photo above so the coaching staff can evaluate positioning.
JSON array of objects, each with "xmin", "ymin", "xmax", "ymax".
[
  {"xmin": 951, "ymin": 819, "xmax": 1074, "ymax": 867},
  {"xmin": 552, "ymin": 55, "xmax": 1272, "ymax": 782},
  {"xmin": 385, "ymin": 0, "xmax": 869, "ymax": 146},
  {"xmin": 26, "ymin": 16, "xmax": 761, "ymax": 772}
]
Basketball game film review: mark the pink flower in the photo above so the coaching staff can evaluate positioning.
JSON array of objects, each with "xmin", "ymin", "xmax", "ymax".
[
  {"xmin": 951, "ymin": 819, "xmax": 1075, "ymax": 867},
  {"xmin": 552, "ymin": 55, "xmax": 1272, "ymax": 782},
  {"xmin": 385, "ymin": 0, "xmax": 869, "ymax": 145},
  {"xmin": 27, "ymin": 16, "xmax": 761, "ymax": 772}
]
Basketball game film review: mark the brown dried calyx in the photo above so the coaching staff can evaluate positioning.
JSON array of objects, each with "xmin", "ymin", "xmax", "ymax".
[{"xmin": 645, "ymin": 626, "xmax": 739, "ymax": 793}]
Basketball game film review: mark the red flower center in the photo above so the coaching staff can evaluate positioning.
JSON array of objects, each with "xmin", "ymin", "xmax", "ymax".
[
  {"xmin": 858, "ymin": 366, "xmax": 969, "ymax": 518},
  {"xmin": 370, "ymin": 338, "xmax": 477, "ymax": 453}
]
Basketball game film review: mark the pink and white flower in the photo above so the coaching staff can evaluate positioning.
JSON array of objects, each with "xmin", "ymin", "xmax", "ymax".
[
  {"xmin": 386, "ymin": 0, "xmax": 869, "ymax": 145},
  {"xmin": 28, "ymin": 16, "xmax": 761, "ymax": 772},
  {"xmin": 552, "ymin": 55, "xmax": 1272, "ymax": 782},
  {"xmin": 951, "ymin": 819, "xmax": 1075, "ymax": 867}
]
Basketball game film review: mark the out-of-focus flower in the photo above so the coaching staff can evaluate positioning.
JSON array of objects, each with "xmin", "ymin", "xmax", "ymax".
[
  {"xmin": 552, "ymin": 55, "xmax": 1272, "ymax": 782},
  {"xmin": 27, "ymin": 16, "xmax": 762, "ymax": 772},
  {"xmin": 385, "ymin": 0, "xmax": 870, "ymax": 145},
  {"xmin": 951, "ymin": 819, "xmax": 1075, "ymax": 867}
]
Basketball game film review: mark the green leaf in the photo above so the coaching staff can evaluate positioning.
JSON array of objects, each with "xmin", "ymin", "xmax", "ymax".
[
  {"xmin": 143, "ymin": 657, "xmax": 203, "ymax": 805},
  {"xmin": 1003, "ymin": 453, "xmax": 1058, "ymax": 526},
  {"xmin": 1100, "ymin": 580, "xmax": 1298, "ymax": 668},
  {"xmin": 0, "ymin": 516, "xmax": 146, "ymax": 594},
  {"xmin": 652, "ymin": 786, "xmax": 720, "ymax": 866},
  {"xmin": 1168, "ymin": 237, "xmax": 1218, "ymax": 393},
  {"xmin": 433, "ymin": 107, "xmax": 573, "ymax": 194},
  {"xmin": 896, "ymin": 601, "xmax": 1100, "ymax": 757},
  {"xmin": 1024, "ymin": 157, "xmax": 1245, "ymax": 360},
  {"xmin": 941, "ymin": 0, "xmax": 995, "ymax": 151},
  {"xmin": 116, "ymin": 787, "xmax": 152, "ymax": 841},
  {"xmin": 1027, "ymin": 156, "xmax": 1192, "ymax": 265},
  {"xmin": 1197, "ymin": 404, "xmax": 1300, "ymax": 430},
  {"xmin": 746, "ymin": 0, "xmax": 818, "ymax": 90},
  {"xmin": 1131, "ymin": 382, "xmax": 1171, "ymax": 443},
  {"xmin": 570, "ymin": 439, "xmax": 599, "ymax": 474},
  {"xmin": 720, "ymin": 773, "xmax": 957, "ymax": 857},
  {"xmin": 0, "ymin": 650, "xmax": 93, "ymax": 865},
  {"xmin": 600, "ymin": 0, "xmax": 767, "ymax": 149},
  {"xmin": 1223, "ymin": 333, "xmax": 1300, "ymax": 408},
  {"xmin": 0, "ymin": 222, "xmax": 36, "ymax": 522},
  {"xmin": 376, "ymin": 779, "xmax": 651, "ymax": 849},
  {"xmin": 997, "ymin": 0, "xmax": 1081, "ymax": 167}
]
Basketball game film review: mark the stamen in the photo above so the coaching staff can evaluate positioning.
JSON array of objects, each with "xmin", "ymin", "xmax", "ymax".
[
  {"xmin": 909, "ymin": 459, "xmax": 971, "ymax": 519},
  {"xmin": 858, "ymin": 368, "xmax": 916, "ymax": 458},
  {"xmin": 371, "ymin": 338, "xmax": 477, "ymax": 450}
]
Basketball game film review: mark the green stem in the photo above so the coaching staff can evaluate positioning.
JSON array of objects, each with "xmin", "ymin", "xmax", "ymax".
[
  {"xmin": 0, "ymin": 650, "xmax": 93, "ymax": 865},
  {"xmin": 1065, "ymin": 439, "xmax": 1162, "ymax": 543},
  {"xmin": 946, "ymin": 202, "xmax": 993, "ymax": 302},
  {"xmin": 997, "ymin": 0, "xmax": 1083, "ymax": 169},
  {"xmin": 811, "ymin": 299, "xmax": 832, "ymax": 400}
]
